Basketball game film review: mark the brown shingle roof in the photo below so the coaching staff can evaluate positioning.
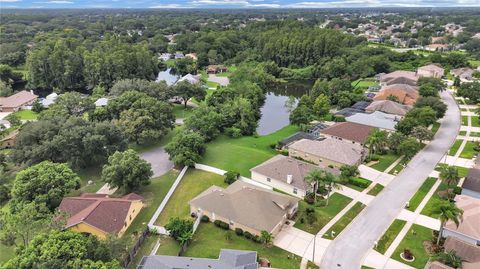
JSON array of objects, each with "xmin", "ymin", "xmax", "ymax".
[
  {"xmin": 444, "ymin": 236, "xmax": 480, "ymax": 263},
  {"xmin": 320, "ymin": 122, "xmax": 374, "ymax": 144},
  {"xmin": 373, "ymin": 84, "xmax": 419, "ymax": 105},
  {"xmin": 380, "ymin": 71, "xmax": 418, "ymax": 86},
  {"xmin": 444, "ymin": 195, "xmax": 480, "ymax": 240},
  {"xmin": 365, "ymin": 100, "xmax": 412, "ymax": 116},
  {"xmin": 59, "ymin": 193, "xmax": 143, "ymax": 234},
  {"xmin": 463, "ymin": 167, "xmax": 480, "ymax": 193},
  {"xmin": 0, "ymin": 90, "xmax": 38, "ymax": 110}
]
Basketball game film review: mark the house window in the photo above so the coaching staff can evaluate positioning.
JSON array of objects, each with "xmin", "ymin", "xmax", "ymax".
[
  {"xmin": 293, "ymin": 188, "xmax": 298, "ymax": 194},
  {"xmin": 267, "ymin": 178, "xmax": 271, "ymax": 182}
]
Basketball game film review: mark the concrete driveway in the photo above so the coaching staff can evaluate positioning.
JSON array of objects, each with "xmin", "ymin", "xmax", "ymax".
[
  {"xmin": 320, "ymin": 91, "xmax": 460, "ymax": 269},
  {"xmin": 274, "ymin": 225, "xmax": 314, "ymax": 257},
  {"xmin": 139, "ymin": 147, "xmax": 174, "ymax": 178},
  {"xmin": 0, "ymin": 112, "xmax": 11, "ymax": 120},
  {"xmin": 208, "ymin": 74, "xmax": 229, "ymax": 86}
]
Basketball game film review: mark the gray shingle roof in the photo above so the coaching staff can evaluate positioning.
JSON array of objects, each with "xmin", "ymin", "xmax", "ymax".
[{"xmin": 346, "ymin": 111, "xmax": 400, "ymax": 131}]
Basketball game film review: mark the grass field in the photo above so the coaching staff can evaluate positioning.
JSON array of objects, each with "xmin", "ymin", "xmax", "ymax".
[
  {"xmin": 294, "ymin": 193, "xmax": 352, "ymax": 234},
  {"xmin": 367, "ymin": 184, "xmax": 384, "ymax": 196},
  {"xmin": 202, "ymin": 125, "xmax": 299, "ymax": 176},
  {"xmin": 375, "ymin": 219, "xmax": 407, "ymax": 254},
  {"xmin": 462, "ymin": 115, "xmax": 468, "ymax": 126},
  {"xmin": 12, "ymin": 109, "xmax": 38, "ymax": 120},
  {"xmin": 420, "ymin": 182, "xmax": 449, "ymax": 218},
  {"xmin": 407, "ymin": 178, "xmax": 437, "ymax": 212},
  {"xmin": 448, "ymin": 140, "xmax": 463, "ymax": 156},
  {"xmin": 155, "ymin": 169, "xmax": 226, "ymax": 226},
  {"xmin": 185, "ymin": 223, "xmax": 302, "ymax": 269},
  {"xmin": 392, "ymin": 224, "xmax": 434, "ymax": 269},
  {"xmin": 370, "ymin": 153, "xmax": 401, "ymax": 172},
  {"xmin": 322, "ymin": 202, "xmax": 365, "ymax": 239},
  {"xmin": 471, "ymin": 116, "xmax": 480, "ymax": 127},
  {"xmin": 156, "ymin": 235, "xmax": 182, "ymax": 256},
  {"xmin": 172, "ymin": 104, "xmax": 195, "ymax": 119},
  {"xmin": 459, "ymin": 141, "xmax": 478, "ymax": 159}
]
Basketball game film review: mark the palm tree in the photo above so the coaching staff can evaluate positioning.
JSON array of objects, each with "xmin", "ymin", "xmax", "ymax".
[
  {"xmin": 319, "ymin": 171, "xmax": 342, "ymax": 206},
  {"xmin": 433, "ymin": 200, "xmax": 463, "ymax": 245},
  {"xmin": 439, "ymin": 165, "xmax": 460, "ymax": 187},
  {"xmin": 366, "ymin": 129, "xmax": 388, "ymax": 155},
  {"xmin": 305, "ymin": 169, "xmax": 323, "ymax": 203}
]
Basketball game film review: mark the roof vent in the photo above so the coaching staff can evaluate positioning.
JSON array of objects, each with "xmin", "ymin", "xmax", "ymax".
[{"xmin": 287, "ymin": 175, "xmax": 293, "ymax": 184}]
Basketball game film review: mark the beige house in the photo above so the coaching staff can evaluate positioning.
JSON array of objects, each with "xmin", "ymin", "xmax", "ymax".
[
  {"xmin": 0, "ymin": 90, "xmax": 38, "ymax": 112},
  {"xmin": 189, "ymin": 181, "xmax": 299, "ymax": 236},
  {"xmin": 441, "ymin": 195, "xmax": 480, "ymax": 246},
  {"xmin": 0, "ymin": 130, "xmax": 19, "ymax": 149},
  {"xmin": 417, "ymin": 64, "xmax": 444, "ymax": 78},
  {"xmin": 379, "ymin": 71, "xmax": 418, "ymax": 86},
  {"xmin": 250, "ymin": 155, "xmax": 339, "ymax": 198},
  {"xmin": 288, "ymin": 138, "xmax": 366, "ymax": 168}
]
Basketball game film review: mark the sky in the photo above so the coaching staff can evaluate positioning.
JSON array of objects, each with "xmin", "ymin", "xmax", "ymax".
[{"xmin": 1, "ymin": 0, "xmax": 480, "ymax": 9}]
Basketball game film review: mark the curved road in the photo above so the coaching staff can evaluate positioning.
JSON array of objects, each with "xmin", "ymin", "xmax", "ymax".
[{"xmin": 320, "ymin": 91, "xmax": 460, "ymax": 269}]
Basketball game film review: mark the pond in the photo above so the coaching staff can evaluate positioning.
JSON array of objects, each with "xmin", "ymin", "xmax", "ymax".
[
  {"xmin": 256, "ymin": 80, "xmax": 313, "ymax": 136},
  {"xmin": 156, "ymin": 68, "xmax": 180, "ymax": 86}
]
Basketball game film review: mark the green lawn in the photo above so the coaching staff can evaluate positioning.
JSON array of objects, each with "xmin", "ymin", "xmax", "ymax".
[
  {"xmin": 471, "ymin": 116, "xmax": 480, "ymax": 127},
  {"xmin": 206, "ymin": 80, "xmax": 220, "ymax": 89},
  {"xmin": 367, "ymin": 184, "xmax": 384, "ymax": 196},
  {"xmin": 392, "ymin": 224, "xmax": 434, "ymax": 269},
  {"xmin": 370, "ymin": 153, "xmax": 401, "ymax": 172},
  {"xmin": 172, "ymin": 105, "xmax": 195, "ymax": 119},
  {"xmin": 431, "ymin": 122, "xmax": 440, "ymax": 135},
  {"xmin": 420, "ymin": 182, "xmax": 449, "ymax": 218},
  {"xmin": 351, "ymin": 78, "xmax": 378, "ymax": 89},
  {"xmin": 435, "ymin": 164, "xmax": 469, "ymax": 178},
  {"xmin": 448, "ymin": 140, "xmax": 463, "ymax": 156},
  {"xmin": 69, "ymin": 166, "xmax": 105, "ymax": 196},
  {"xmin": 12, "ymin": 110, "xmax": 38, "ymax": 120},
  {"xmin": 155, "ymin": 169, "xmax": 226, "ymax": 226},
  {"xmin": 375, "ymin": 219, "xmax": 407, "ymax": 254},
  {"xmin": 388, "ymin": 159, "xmax": 406, "ymax": 175},
  {"xmin": 293, "ymin": 193, "xmax": 352, "ymax": 234},
  {"xmin": 459, "ymin": 131, "xmax": 480, "ymax": 137},
  {"xmin": 215, "ymin": 66, "xmax": 237, "ymax": 77},
  {"xmin": 156, "ymin": 235, "xmax": 182, "ymax": 256},
  {"xmin": 202, "ymin": 125, "xmax": 299, "ymax": 176},
  {"xmin": 125, "ymin": 170, "xmax": 179, "ymax": 236},
  {"xmin": 185, "ymin": 223, "xmax": 302, "ymax": 269},
  {"xmin": 459, "ymin": 141, "xmax": 478, "ymax": 159},
  {"xmin": 462, "ymin": 116, "xmax": 468, "ymax": 126},
  {"xmin": 407, "ymin": 178, "xmax": 437, "ymax": 212},
  {"xmin": 322, "ymin": 202, "xmax": 365, "ymax": 239}
]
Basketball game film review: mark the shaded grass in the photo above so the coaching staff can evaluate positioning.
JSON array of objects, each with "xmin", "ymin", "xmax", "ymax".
[
  {"xmin": 375, "ymin": 219, "xmax": 407, "ymax": 254},
  {"xmin": 420, "ymin": 181, "xmax": 449, "ymax": 218},
  {"xmin": 154, "ymin": 169, "xmax": 226, "ymax": 226},
  {"xmin": 126, "ymin": 235, "xmax": 158, "ymax": 269},
  {"xmin": 471, "ymin": 116, "xmax": 480, "ymax": 127},
  {"xmin": 448, "ymin": 140, "xmax": 463, "ymax": 156},
  {"xmin": 459, "ymin": 141, "xmax": 478, "ymax": 159},
  {"xmin": 392, "ymin": 224, "xmax": 434, "ymax": 269},
  {"xmin": 407, "ymin": 178, "xmax": 437, "ymax": 212},
  {"xmin": 367, "ymin": 184, "xmax": 384, "ymax": 196},
  {"xmin": 185, "ymin": 222, "xmax": 302, "ymax": 269},
  {"xmin": 431, "ymin": 122, "xmax": 440, "ymax": 135},
  {"xmin": 293, "ymin": 193, "xmax": 352, "ymax": 234},
  {"xmin": 156, "ymin": 235, "xmax": 182, "ymax": 256},
  {"xmin": 69, "ymin": 166, "xmax": 104, "ymax": 196},
  {"xmin": 322, "ymin": 202, "xmax": 365, "ymax": 239},
  {"xmin": 172, "ymin": 105, "xmax": 194, "ymax": 119},
  {"xmin": 202, "ymin": 125, "xmax": 299, "ymax": 176},
  {"xmin": 370, "ymin": 153, "xmax": 400, "ymax": 172}
]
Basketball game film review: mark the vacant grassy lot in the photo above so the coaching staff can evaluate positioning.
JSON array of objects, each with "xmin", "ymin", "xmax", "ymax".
[
  {"xmin": 370, "ymin": 153, "xmax": 400, "ymax": 172},
  {"xmin": 12, "ymin": 109, "xmax": 38, "ymax": 120},
  {"xmin": 392, "ymin": 224, "xmax": 434, "ymax": 269},
  {"xmin": 375, "ymin": 219, "xmax": 407, "ymax": 254},
  {"xmin": 459, "ymin": 141, "xmax": 478, "ymax": 159},
  {"xmin": 185, "ymin": 223, "xmax": 302, "ymax": 269},
  {"xmin": 155, "ymin": 169, "xmax": 226, "ymax": 226},
  {"xmin": 420, "ymin": 181, "xmax": 449, "ymax": 218},
  {"xmin": 322, "ymin": 202, "xmax": 365, "ymax": 239},
  {"xmin": 448, "ymin": 140, "xmax": 463, "ymax": 156},
  {"xmin": 294, "ymin": 193, "xmax": 352, "ymax": 234},
  {"xmin": 407, "ymin": 178, "xmax": 437, "ymax": 212},
  {"xmin": 367, "ymin": 184, "xmax": 384, "ymax": 196},
  {"xmin": 202, "ymin": 125, "xmax": 299, "ymax": 176}
]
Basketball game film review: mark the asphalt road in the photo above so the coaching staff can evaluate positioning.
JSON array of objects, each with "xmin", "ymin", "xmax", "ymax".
[
  {"xmin": 139, "ymin": 147, "xmax": 174, "ymax": 178},
  {"xmin": 320, "ymin": 91, "xmax": 460, "ymax": 269}
]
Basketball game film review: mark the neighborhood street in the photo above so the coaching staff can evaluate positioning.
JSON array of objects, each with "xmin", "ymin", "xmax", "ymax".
[
  {"xmin": 139, "ymin": 147, "xmax": 174, "ymax": 178},
  {"xmin": 320, "ymin": 90, "xmax": 460, "ymax": 269}
]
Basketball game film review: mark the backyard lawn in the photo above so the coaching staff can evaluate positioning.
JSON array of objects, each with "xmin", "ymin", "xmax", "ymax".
[
  {"xmin": 369, "ymin": 153, "xmax": 400, "ymax": 172},
  {"xmin": 172, "ymin": 105, "xmax": 195, "ymax": 119},
  {"xmin": 407, "ymin": 178, "xmax": 437, "ymax": 212},
  {"xmin": 69, "ymin": 166, "xmax": 105, "ymax": 196},
  {"xmin": 420, "ymin": 182, "xmax": 449, "ymax": 218},
  {"xmin": 448, "ymin": 140, "xmax": 463, "ymax": 156},
  {"xmin": 459, "ymin": 141, "xmax": 478, "ymax": 159},
  {"xmin": 293, "ymin": 193, "xmax": 352, "ymax": 234},
  {"xmin": 155, "ymin": 169, "xmax": 226, "ymax": 226},
  {"xmin": 392, "ymin": 224, "xmax": 434, "ymax": 269},
  {"xmin": 201, "ymin": 125, "xmax": 299, "ymax": 176},
  {"xmin": 351, "ymin": 78, "xmax": 377, "ymax": 89},
  {"xmin": 322, "ymin": 202, "xmax": 365, "ymax": 239},
  {"xmin": 185, "ymin": 223, "xmax": 302, "ymax": 269},
  {"xmin": 125, "ymin": 170, "xmax": 179, "ymax": 236},
  {"xmin": 12, "ymin": 109, "xmax": 38, "ymax": 120},
  {"xmin": 375, "ymin": 219, "xmax": 407, "ymax": 254},
  {"xmin": 367, "ymin": 184, "xmax": 384, "ymax": 196}
]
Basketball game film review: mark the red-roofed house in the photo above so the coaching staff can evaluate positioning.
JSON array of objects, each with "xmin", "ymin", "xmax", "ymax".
[{"xmin": 59, "ymin": 193, "xmax": 144, "ymax": 239}]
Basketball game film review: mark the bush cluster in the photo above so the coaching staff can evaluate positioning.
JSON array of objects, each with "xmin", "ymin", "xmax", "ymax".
[
  {"xmin": 348, "ymin": 177, "xmax": 370, "ymax": 188},
  {"xmin": 214, "ymin": 220, "xmax": 229, "ymax": 230},
  {"xmin": 200, "ymin": 215, "xmax": 210, "ymax": 223}
]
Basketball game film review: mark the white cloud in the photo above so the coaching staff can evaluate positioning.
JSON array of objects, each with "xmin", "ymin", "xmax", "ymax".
[
  {"xmin": 34, "ymin": 0, "xmax": 74, "ymax": 3},
  {"xmin": 0, "ymin": 0, "xmax": 21, "ymax": 2},
  {"xmin": 149, "ymin": 3, "xmax": 193, "ymax": 8},
  {"xmin": 190, "ymin": 0, "xmax": 249, "ymax": 5}
]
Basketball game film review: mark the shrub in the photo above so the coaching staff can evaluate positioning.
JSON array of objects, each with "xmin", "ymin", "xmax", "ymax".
[
  {"xmin": 269, "ymin": 143, "xmax": 276, "ymax": 149},
  {"xmin": 235, "ymin": 228, "xmax": 244, "ymax": 236},
  {"xmin": 328, "ymin": 165, "xmax": 334, "ymax": 168},
  {"xmin": 224, "ymin": 171, "xmax": 239, "ymax": 185},
  {"xmin": 453, "ymin": 186, "xmax": 462, "ymax": 195},
  {"xmin": 348, "ymin": 177, "xmax": 370, "ymax": 188},
  {"xmin": 305, "ymin": 207, "xmax": 315, "ymax": 214},
  {"xmin": 304, "ymin": 192, "xmax": 315, "ymax": 204},
  {"xmin": 334, "ymin": 115, "xmax": 346, "ymax": 122},
  {"xmin": 366, "ymin": 154, "xmax": 380, "ymax": 162},
  {"xmin": 225, "ymin": 127, "xmax": 242, "ymax": 138},
  {"xmin": 214, "ymin": 220, "xmax": 229, "ymax": 230},
  {"xmin": 244, "ymin": 231, "xmax": 253, "ymax": 239},
  {"xmin": 253, "ymin": 235, "xmax": 263, "ymax": 243},
  {"xmin": 200, "ymin": 215, "xmax": 210, "ymax": 223},
  {"xmin": 279, "ymin": 149, "xmax": 289, "ymax": 156}
]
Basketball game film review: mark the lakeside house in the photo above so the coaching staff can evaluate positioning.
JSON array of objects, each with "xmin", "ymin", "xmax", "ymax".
[
  {"xmin": 345, "ymin": 111, "xmax": 399, "ymax": 131},
  {"xmin": 250, "ymin": 154, "xmax": 339, "ymax": 198},
  {"xmin": 176, "ymin": 73, "xmax": 201, "ymax": 85},
  {"xmin": 320, "ymin": 122, "xmax": 374, "ymax": 146},
  {"xmin": 373, "ymin": 84, "xmax": 419, "ymax": 105},
  {"xmin": 288, "ymin": 138, "xmax": 366, "ymax": 168},
  {"xmin": 189, "ymin": 181, "xmax": 299, "ymax": 237},
  {"xmin": 441, "ymin": 195, "xmax": 480, "ymax": 246},
  {"xmin": 138, "ymin": 249, "xmax": 258, "ymax": 269},
  {"xmin": 365, "ymin": 100, "xmax": 412, "ymax": 116},
  {"xmin": 417, "ymin": 64, "xmax": 445, "ymax": 78},
  {"xmin": 59, "ymin": 193, "xmax": 144, "ymax": 239},
  {"xmin": 0, "ymin": 90, "xmax": 38, "ymax": 112},
  {"xmin": 379, "ymin": 71, "xmax": 418, "ymax": 86}
]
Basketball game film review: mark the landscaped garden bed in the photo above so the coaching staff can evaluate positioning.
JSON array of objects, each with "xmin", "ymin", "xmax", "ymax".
[{"xmin": 392, "ymin": 224, "xmax": 434, "ymax": 269}]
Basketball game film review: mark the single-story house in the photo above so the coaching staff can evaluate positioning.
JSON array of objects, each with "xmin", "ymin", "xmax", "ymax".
[
  {"xmin": 334, "ymin": 101, "xmax": 371, "ymax": 118},
  {"xmin": 462, "ymin": 164, "xmax": 480, "ymax": 199},
  {"xmin": 443, "ymin": 236, "xmax": 480, "ymax": 268},
  {"xmin": 346, "ymin": 111, "xmax": 400, "ymax": 131},
  {"xmin": 59, "ymin": 193, "xmax": 144, "ymax": 239},
  {"xmin": 250, "ymin": 155, "xmax": 339, "ymax": 198},
  {"xmin": 0, "ymin": 130, "xmax": 18, "ymax": 149},
  {"xmin": 94, "ymin": 97, "xmax": 109, "ymax": 107},
  {"xmin": 0, "ymin": 90, "xmax": 38, "ymax": 112},
  {"xmin": 138, "ymin": 249, "xmax": 258, "ymax": 269},
  {"xmin": 185, "ymin": 53, "xmax": 198, "ymax": 61},
  {"xmin": 373, "ymin": 84, "xmax": 419, "ymax": 105},
  {"xmin": 206, "ymin": 65, "xmax": 228, "ymax": 74},
  {"xmin": 425, "ymin": 44, "xmax": 449, "ymax": 52},
  {"xmin": 278, "ymin": 131, "xmax": 317, "ymax": 148},
  {"xmin": 417, "ymin": 64, "xmax": 445, "ymax": 78},
  {"xmin": 451, "ymin": 68, "xmax": 475, "ymax": 82},
  {"xmin": 441, "ymin": 195, "xmax": 480, "ymax": 246},
  {"xmin": 189, "ymin": 181, "xmax": 299, "ymax": 237},
  {"xmin": 379, "ymin": 71, "xmax": 418, "ymax": 86},
  {"xmin": 365, "ymin": 100, "xmax": 412, "ymax": 116},
  {"xmin": 288, "ymin": 138, "xmax": 366, "ymax": 168},
  {"xmin": 306, "ymin": 122, "xmax": 330, "ymax": 137},
  {"xmin": 176, "ymin": 73, "xmax": 201, "ymax": 85},
  {"xmin": 320, "ymin": 122, "xmax": 374, "ymax": 146}
]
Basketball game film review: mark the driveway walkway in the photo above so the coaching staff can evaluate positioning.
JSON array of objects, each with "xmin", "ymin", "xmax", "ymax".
[
  {"xmin": 320, "ymin": 90, "xmax": 460, "ymax": 269},
  {"xmin": 207, "ymin": 74, "xmax": 229, "ymax": 86},
  {"xmin": 274, "ymin": 225, "xmax": 315, "ymax": 258},
  {"xmin": 139, "ymin": 147, "xmax": 174, "ymax": 178}
]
